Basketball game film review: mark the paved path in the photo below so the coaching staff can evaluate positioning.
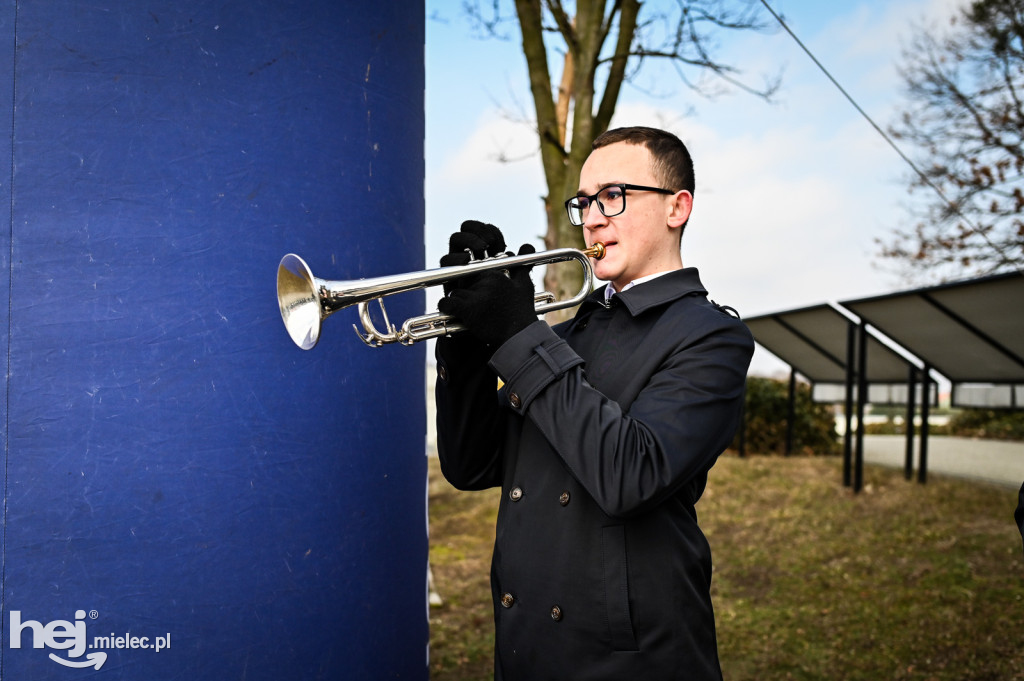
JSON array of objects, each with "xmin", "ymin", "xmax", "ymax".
[{"xmin": 863, "ymin": 435, "xmax": 1024, "ymax": 489}]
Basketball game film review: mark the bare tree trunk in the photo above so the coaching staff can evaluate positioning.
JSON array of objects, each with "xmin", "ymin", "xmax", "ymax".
[
  {"xmin": 534, "ymin": 0, "xmax": 640, "ymax": 323},
  {"xmin": 503, "ymin": 0, "xmax": 769, "ymax": 319}
]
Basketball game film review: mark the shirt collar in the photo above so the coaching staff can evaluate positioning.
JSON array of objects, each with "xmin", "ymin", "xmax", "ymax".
[
  {"xmin": 603, "ymin": 270, "xmax": 675, "ymax": 303},
  {"xmin": 579, "ymin": 268, "xmax": 707, "ymax": 318}
]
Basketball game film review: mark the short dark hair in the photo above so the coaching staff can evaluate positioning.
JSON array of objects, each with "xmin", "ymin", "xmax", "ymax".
[{"xmin": 592, "ymin": 127, "xmax": 695, "ymax": 196}]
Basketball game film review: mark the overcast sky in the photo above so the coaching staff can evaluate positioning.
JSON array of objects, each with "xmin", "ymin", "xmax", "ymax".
[{"xmin": 424, "ymin": 0, "xmax": 965, "ymax": 376}]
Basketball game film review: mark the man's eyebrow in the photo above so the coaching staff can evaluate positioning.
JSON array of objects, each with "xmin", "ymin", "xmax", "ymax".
[{"xmin": 577, "ymin": 181, "xmax": 624, "ymax": 197}]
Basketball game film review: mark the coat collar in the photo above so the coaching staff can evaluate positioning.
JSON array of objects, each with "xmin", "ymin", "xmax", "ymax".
[{"xmin": 580, "ymin": 267, "xmax": 708, "ymax": 317}]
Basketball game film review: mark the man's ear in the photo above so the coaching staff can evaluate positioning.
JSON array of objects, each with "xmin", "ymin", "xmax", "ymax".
[{"xmin": 667, "ymin": 190, "xmax": 693, "ymax": 229}]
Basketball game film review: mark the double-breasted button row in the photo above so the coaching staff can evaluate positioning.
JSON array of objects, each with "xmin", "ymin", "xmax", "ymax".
[
  {"xmin": 507, "ymin": 486, "xmax": 572, "ymax": 506},
  {"xmin": 498, "ymin": 593, "xmax": 563, "ymax": 622},
  {"xmin": 507, "ymin": 486, "xmax": 571, "ymax": 506}
]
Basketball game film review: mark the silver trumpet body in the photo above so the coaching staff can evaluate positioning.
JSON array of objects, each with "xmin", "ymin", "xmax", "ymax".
[{"xmin": 276, "ymin": 243, "xmax": 605, "ymax": 349}]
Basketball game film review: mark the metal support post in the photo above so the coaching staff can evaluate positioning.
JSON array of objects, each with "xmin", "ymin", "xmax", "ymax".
[{"xmin": 904, "ymin": 365, "xmax": 917, "ymax": 481}]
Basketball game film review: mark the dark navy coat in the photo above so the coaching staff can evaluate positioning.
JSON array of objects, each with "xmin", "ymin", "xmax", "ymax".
[
  {"xmin": 1016, "ymin": 481, "xmax": 1024, "ymax": 553},
  {"xmin": 435, "ymin": 268, "xmax": 754, "ymax": 680}
]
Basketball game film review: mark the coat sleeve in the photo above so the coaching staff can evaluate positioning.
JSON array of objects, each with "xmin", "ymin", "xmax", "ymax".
[
  {"xmin": 433, "ymin": 333, "xmax": 506, "ymax": 491},
  {"xmin": 489, "ymin": 313, "xmax": 753, "ymax": 519}
]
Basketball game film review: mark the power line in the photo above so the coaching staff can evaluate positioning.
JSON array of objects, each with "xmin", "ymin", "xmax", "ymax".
[{"xmin": 757, "ymin": 0, "xmax": 1019, "ymax": 273}]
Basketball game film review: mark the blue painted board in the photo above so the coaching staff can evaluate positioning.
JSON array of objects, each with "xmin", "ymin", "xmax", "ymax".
[{"xmin": 2, "ymin": 2, "xmax": 427, "ymax": 678}]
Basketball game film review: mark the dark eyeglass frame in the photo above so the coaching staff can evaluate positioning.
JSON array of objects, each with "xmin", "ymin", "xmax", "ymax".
[{"xmin": 564, "ymin": 183, "xmax": 676, "ymax": 226}]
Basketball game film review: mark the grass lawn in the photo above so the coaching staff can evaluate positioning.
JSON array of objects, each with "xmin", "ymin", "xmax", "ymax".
[{"xmin": 427, "ymin": 452, "xmax": 1024, "ymax": 680}]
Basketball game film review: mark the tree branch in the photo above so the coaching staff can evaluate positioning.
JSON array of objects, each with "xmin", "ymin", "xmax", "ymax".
[
  {"xmin": 514, "ymin": 0, "xmax": 564, "ymax": 171},
  {"xmin": 543, "ymin": 0, "xmax": 577, "ymax": 53},
  {"xmin": 594, "ymin": 0, "xmax": 638, "ymax": 135}
]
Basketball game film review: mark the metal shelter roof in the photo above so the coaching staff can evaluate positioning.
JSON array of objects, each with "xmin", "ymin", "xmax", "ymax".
[
  {"xmin": 741, "ymin": 271, "xmax": 1024, "ymax": 491},
  {"xmin": 745, "ymin": 304, "xmax": 910, "ymax": 383},
  {"xmin": 744, "ymin": 304, "xmax": 928, "ymax": 403},
  {"xmin": 840, "ymin": 271, "xmax": 1024, "ymax": 407}
]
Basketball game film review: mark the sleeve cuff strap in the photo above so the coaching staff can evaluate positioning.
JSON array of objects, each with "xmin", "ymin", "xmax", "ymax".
[{"xmin": 489, "ymin": 321, "xmax": 584, "ymax": 414}]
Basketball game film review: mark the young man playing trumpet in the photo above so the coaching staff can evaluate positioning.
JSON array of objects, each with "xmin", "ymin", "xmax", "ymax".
[{"xmin": 434, "ymin": 126, "xmax": 753, "ymax": 680}]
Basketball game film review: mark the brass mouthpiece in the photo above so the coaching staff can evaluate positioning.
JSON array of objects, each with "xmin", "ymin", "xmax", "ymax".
[{"xmin": 583, "ymin": 243, "xmax": 606, "ymax": 260}]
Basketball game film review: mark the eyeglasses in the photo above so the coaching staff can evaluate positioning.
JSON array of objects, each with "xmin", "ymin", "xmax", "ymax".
[{"xmin": 564, "ymin": 184, "xmax": 675, "ymax": 226}]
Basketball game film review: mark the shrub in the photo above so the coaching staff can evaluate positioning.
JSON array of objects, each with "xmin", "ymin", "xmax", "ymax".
[
  {"xmin": 947, "ymin": 408, "xmax": 1024, "ymax": 441},
  {"xmin": 863, "ymin": 420, "xmax": 953, "ymax": 437},
  {"xmin": 735, "ymin": 377, "xmax": 840, "ymax": 455}
]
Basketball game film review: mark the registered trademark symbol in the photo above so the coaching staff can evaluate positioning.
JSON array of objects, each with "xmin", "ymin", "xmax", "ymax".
[{"xmin": 89, "ymin": 610, "xmax": 99, "ymax": 620}]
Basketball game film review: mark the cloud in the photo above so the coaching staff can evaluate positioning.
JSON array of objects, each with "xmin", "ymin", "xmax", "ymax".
[
  {"xmin": 433, "ymin": 111, "xmax": 541, "ymax": 186},
  {"xmin": 606, "ymin": 99, "xmax": 900, "ymax": 304},
  {"xmin": 422, "ymin": 0, "xmax": 965, "ymax": 375},
  {"xmin": 427, "ymin": 109, "xmax": 548, "ymax": 242},
  {"xmin": 424, "ymin": 88, "xmax": 907, "ymax": 331}
]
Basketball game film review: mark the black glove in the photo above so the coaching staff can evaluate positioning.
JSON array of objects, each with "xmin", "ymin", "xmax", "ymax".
[
  {"xmin": 437, "ymin": 243, "xmax": 538, "ymax": 347},
  {"xmin": 440, "ymin": 221, "xmax": 507, "ymax": 294}
]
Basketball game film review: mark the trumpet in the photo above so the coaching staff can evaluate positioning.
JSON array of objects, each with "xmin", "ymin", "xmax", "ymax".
[{"xmin": 277, "ymin": 243, "xmax": 606, "ymax": 349}]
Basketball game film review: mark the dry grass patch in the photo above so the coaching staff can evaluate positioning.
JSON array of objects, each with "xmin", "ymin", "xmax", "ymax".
[{"xmin": 428, "ymin": 453, "xmax": 1024, "ymax": 681}]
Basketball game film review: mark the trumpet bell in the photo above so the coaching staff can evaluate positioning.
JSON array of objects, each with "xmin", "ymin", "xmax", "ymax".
[{"xmin": 277, "ymin": 254, "xmax": 324, "ymax": 350}]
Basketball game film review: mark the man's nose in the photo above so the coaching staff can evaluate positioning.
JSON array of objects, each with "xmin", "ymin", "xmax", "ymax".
[{"xmin": 582, "ymin": 204, "xmax": 606, "ymax": 231}]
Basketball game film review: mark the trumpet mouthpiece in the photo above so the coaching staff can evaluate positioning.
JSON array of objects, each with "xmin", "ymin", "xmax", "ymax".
[{"xmin": 584, "ymin": 243, "xmax": 606, "ymax": 260}]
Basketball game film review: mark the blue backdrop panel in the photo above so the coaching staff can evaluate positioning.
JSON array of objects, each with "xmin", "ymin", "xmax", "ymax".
[
  {"xmin": 3, "ymin": 2, "xmax": 426, "ymax": 679},
  {"xmin": 1, "ymin": 0, "xmax": 11, "ymax": 484}
]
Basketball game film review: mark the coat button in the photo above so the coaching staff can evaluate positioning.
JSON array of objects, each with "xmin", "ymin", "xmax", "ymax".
[
  {"xmin": 509, "ymin": 487, "xmax": 523, "ymax": 502},
  {"xmin": 437, "ymin": 364, "xmax": 448, "ymax": 382},
  {"xmin": 501, "ymin": 593, "xmax": 515, "ymax": 608},
  {"xmin": 558, "ymin": 491, "xmax": 570, "ymax": 506},
  {"xmin": 550, "ymin": 605, "xmax": 563, "ymax": 622},
  {"xmin": 509, "ymin": 392, "xmax": 522, "ymax": 409}
]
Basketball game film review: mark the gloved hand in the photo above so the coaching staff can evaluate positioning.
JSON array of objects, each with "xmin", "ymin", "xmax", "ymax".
[
  {"xmin": 437, "ymin": 243, "xmax": 538, "ymax": 347},
  {"xmin": 440, "ymin": 221, "xmax": 507, "ymax": 294}
]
